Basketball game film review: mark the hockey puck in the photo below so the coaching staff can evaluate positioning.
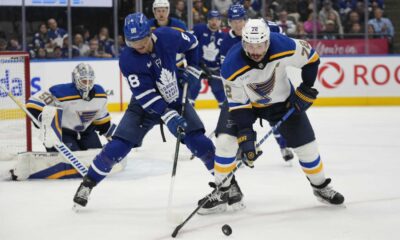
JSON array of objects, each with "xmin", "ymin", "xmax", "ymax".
[{"xmin": 222, "ymin": 224, "xmax": 232, "ymax": 236}]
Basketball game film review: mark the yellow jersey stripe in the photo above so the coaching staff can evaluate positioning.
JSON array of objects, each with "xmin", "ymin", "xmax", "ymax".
[
  {"xmin": 302, "ymin": 162, "xmax": 324, "ymax": 174},
  {"xmin": 93, "ymin": 116, "xmax": 111, "ymax": 125},
  {"xmin": 269, "ymin": 50, "xmax": 295, "ymax": 61},
  {"xmin": 171, "ymin": 27, "xmax": 185, "ymax": 32},
  {"xmin": 47, "ymin": 169, "xmax": 79, "ymax": 179},
  {"xmin": 214, "ymin": 163, "xmax": 236, "ymax": 173},
  {"xmin": 26, "ymin": 103, "xmax": 43, "ymax": 111},
  {"xmin": 251, "ymin": 102, "xmax": 272, "ymax": 108},
  {"xmin": 55, "ymin": 110, "xmax": 62, "ymax": 136},
  {"xmin": 226, "ymin": 65, "xmax": 251, "ymax": 81},
  {"xmin": 229, "ymin": 103, "xmax": 252, "ymax": 111},
  {"xmin": 57, "ymin": 95, "xmax": 81, "ymax": 101},
  {"xmin": 95, "ymin": 93, "xmax": 107, "ymax": 98},
  {"xmin": 307, "ymin": 52, "xmax": 320, "ymax": 64}
]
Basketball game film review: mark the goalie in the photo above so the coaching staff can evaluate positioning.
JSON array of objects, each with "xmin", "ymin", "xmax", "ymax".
[{"xmin": 10, "ymin": 63, "xmax": 118, "ymax": 180}]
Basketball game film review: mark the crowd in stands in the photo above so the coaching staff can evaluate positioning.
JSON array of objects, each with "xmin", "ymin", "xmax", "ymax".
[{"xmin": 0, "ymin": 0, "xmax": 394, "ymax": 58}]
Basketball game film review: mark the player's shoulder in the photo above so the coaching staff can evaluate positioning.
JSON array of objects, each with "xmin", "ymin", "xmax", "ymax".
[
  {"xmin": 92, "ymin": 84, "xmax": 107, "ymax": 99},
  {"xmin": 169, "ymin": 18, "xmax": 187, "ymax": 32},
  {"xmin": 49, "ymin": 83, "xmax": 80, "ymax": 101},
  {"xmin": 221, "ymin": 43, "xmax": 250, "ymax": 81},
  {"xmin": 119, "ymin": 47, "xmax": 149, "ymax": 74},
  {"xmin": 267, "ymin": 32, "xmax": 296, "ymax": 62}
]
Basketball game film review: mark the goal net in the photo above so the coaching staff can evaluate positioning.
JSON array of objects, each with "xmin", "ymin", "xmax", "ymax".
[{"xmin": 0, "ymin": 52, "xmax": 31, "ymax": 161}]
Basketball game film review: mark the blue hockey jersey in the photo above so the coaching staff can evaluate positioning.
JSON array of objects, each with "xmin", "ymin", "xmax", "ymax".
[
  {"xmin": 192, "ymin": 23, "xmax": 226, "ymax": 69},
  {"xmin": 148, "ymin": 17, "xmax": 188, "ymax": 32},
  {"xmin": 119, "ymin": 27, "xmax": 199, "ymax": 116}
]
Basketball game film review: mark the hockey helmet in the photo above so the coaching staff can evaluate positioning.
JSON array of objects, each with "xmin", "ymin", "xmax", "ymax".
[
  {"xmin": 228, "ymin": 4, "xmax": 247, "ymax": 20},
  {"xmin": 242, "ymin": 18, "xmax": 270, "ymax": 44},
  {"xmin": 72, "ymin": 63, "xmax": 95, "ymax": 100},
  {"xmin": 124, "ymin": 13, "xmax": 150, "ymax": 45},
  {"xmin": 153, "ymin": 0, "xmax": 170, "ymax": 12}
]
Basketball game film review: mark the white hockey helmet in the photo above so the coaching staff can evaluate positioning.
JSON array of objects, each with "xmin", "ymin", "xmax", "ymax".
[
  {"xmin": 242, "ymin": 18, "xmax": 270, "ymax": 44},
  {"xmin": 72, "ymin": 63, "xmax": 95, "ymax": 100},
  {"xmin": 153, "ymin": 0, "xmax": 170, "ymax": 12}
]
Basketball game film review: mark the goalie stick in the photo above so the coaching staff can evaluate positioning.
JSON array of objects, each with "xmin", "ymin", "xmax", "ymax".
[
  {"xmin": 171, "ymin": 107, "xmax": 295, "ymax": 238},
  {"xmin": 0, "ymin": 84, "xmax": 88, "ymax": 176}
]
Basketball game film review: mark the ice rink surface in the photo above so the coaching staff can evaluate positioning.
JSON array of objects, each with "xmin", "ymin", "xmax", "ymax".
[{"xmin": 1, "ymin": 107, "xmax": 400, "ymax": 240}]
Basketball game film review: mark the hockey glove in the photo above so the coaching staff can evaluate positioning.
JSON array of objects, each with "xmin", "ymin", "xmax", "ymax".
[
  {"xmin": 237, "ymin": 128, "xmax": 262, "ymax": 168},
  {"xmin": 161, "ymin": 108, "xmax": 188, "ymax": 138},
  {"xmin": 289, "ymin": 83, "xmax": 319, "ymax": 113}
]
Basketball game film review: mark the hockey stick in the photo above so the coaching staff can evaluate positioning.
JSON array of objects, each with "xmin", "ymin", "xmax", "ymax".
[
  {"xmin": 167, "ymin": 81, "xmax": 189, "ymax": 221},
  {"xmin": 0, "ymin": 84, "xmax": 88, "ymax": 176},
  {"xmin": 171, "ymin": 107, "xmax": 295, "ymax": 238}
]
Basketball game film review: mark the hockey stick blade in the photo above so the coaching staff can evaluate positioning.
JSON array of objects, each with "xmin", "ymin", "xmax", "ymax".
[{"xmin": 171, "ymin": 108, "xmax": 295, "ymax": 238}]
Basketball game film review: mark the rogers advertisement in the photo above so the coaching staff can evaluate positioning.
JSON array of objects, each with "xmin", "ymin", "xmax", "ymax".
[
  {"xmin": 309, "ymin": 39, "xmax": 389, "ymax": 55},
  {"xmin": 287, "ymin": 56, "xmax": 400, "ymax": 97}
]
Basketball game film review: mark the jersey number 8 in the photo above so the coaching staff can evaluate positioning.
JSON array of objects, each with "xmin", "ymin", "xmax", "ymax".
[{"xmin": 127, "ymin": 74, "xmax": 140, "ymax": 88}]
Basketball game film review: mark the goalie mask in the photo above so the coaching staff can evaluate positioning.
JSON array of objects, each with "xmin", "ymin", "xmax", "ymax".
[
  {"xmin": 242, "ymin": 19, "xmax": 271, "ymax": 62},
  {"xmin": 72, "ymin": 63, "xmax": 95, "ymax": 101}
]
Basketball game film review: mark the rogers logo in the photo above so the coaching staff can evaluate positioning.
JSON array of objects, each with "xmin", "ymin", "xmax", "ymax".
[{"xmin": 318, "ymin": 62, "xmax": 344, "ymax": 89}]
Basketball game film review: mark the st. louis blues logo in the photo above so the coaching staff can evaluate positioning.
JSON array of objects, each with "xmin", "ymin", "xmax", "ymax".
[
  {"xmin": 247, "ymin": 66, "xmax": 277, "ymax": 104},
  {"xmin": 74, "ymin": 110, "xmax": 98, "ymax": 131}
]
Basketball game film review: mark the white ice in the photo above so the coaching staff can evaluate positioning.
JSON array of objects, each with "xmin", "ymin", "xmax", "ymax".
[{"xmin": 1, "ymin": 107, "xmax": 400, "ymax": 240}]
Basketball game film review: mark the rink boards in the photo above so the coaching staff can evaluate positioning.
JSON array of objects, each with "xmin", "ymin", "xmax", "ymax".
[{"xmin": 4, "ymin": 55, "xmax": 399, "ymax": 112}]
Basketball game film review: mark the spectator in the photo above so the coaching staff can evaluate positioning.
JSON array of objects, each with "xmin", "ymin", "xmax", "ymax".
[
  {"xmin": 319, "ymin": 0, "xmax": 343, "ymax": 35},
  {"xmin": 116, "ymin": 35, "xmax": 126, "ymax": 55},
  {"xmin": 277, "ymin": 10, "xmax": 297, "ymax": 36},
  {"xmin": 242, "ymin": 0, "xmax": 259, "ymax": 18},
  {"xmin": 73, "ymin": 33, "xmax": 90, "ymax": 56},
  {"xmin": 0, "ymin": 38, "xmax": 7, "ymax": 51},
  {"xmin": 61, "ymin": 36, "xmax": 80, "ymax": 58},
  {"xmin": 338, "ymin": 0, "xmax": 357, "ymax": 20},
  {"xmin": 344, "ymin": 11, "xmax": 361, "ymax": 33},
  {"xmin": 51, "ymin": 46, "xmax": 63, "ymax": 59},
  {"xmin": 36, "ymin": 48, "xmax": 48, "ymax": 59},
  {"xmin": 347, "ymin": 23, "xmax": 364, "ymax": 39},
  {"xmin": 170, "ymin": 0, "xmax": 187, "ymax": 23},
  {"xmin": 7, "ymin": 37, "xmax": 22, "ymax": 51},
  {"xmin": 193, "ymin": 0, "xmax": 208, "ymax": 24},
  {"xmin": 368, "ymin": 8, "xmax": 394, "ymax": 39},
  {"xmin": 98, "ymin": 27, "xmax": 115, "ymax": 57},
  {"xmin": 47, "ymin": 18, "xmax": 67, "ymax": 48},
  {"xmin": 322, "ymin": 19, "xmax": 338, "ymax": 40},
  {"xmin": 87, "ymin": 38, "xmax": 112, "ymax": 58},
  {"xmin": 213, "ymin": 0, "xmax": 232, "ymax": 16},
  {"xmin": 303, "ymin": 12, "xmax": 323, "ymax": 35},
  {"xmin": 367, "ymin": 24, "xmax": 376, "ymax": 38},
  {"xmin": 32, "ymin": 23, "xmax": 50, "ymax": 50}
]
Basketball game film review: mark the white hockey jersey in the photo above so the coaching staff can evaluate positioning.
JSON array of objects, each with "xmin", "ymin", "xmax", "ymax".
[
  {"xmin": 221, "ymin": 32, "xmax": 320, "ymax": 111},
  {"xmin": 26, "ymin": 83, "xmax": 110, "ymax": 132}
]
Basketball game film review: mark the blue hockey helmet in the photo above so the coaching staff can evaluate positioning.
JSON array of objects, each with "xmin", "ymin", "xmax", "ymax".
[
  {"xmin": 123, "ymin": 13, "xmax": 150, "ymax": 44},
  {"xmin": 228, "ymin": 4, "xmax": 247, "ymax": 20},
  {"xmin": 207, "ymin": 10, "xmax": 221, "ymax": 19}
]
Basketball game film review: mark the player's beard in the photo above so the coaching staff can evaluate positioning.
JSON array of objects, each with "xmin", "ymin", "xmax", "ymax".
[{"xmin": 249, "ymin": 53, "xmax": 264, "ymax": 62}]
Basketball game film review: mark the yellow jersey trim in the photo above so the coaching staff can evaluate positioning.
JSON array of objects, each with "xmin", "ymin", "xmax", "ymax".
[
  {"xmin": 226, "ymin": 65, "xmax": 251, "ymax": 81},
  {"xmin": 214, "ymin": 164, "xmax": 236, "ymax": 173},
  {"xmin": 93, "ymin": 116, "xmax": 111, "ymax": 125},
  {"xmin": 47, "ymin": 169, "xmax": 79, "ymax": 179},
  {"xmin": 269, "ymin": 50, "xmax": 295, "ymax": 61},
  {"xmin": 307, "ymin": 52, "xmax": 320, "ymax": 64},
  {"xmin": 303, "ymin": 162, "xmax": 324, "ymax": 174},
  {"xmin": 57, "ymin": 95, "xmax": 81, "ymax": 101},
  {"xmin": 26, "ymin": 103, "xmax": 44, "ymax": 111}
]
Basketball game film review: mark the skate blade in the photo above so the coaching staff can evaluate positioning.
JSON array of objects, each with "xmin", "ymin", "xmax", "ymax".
[
  {"xmin": 283, "ymin": 160, "xmax": 293, "ymax": 167},
  {"xmin": 316, "ymin": 197, "xmax": 346, "ymax": 208},
  {"xmin": 229, "ymin": 201, "xmax": 246, "ymax": 211},
  {"xmin": 197, "ymin": 204, "xmax": 228, "ymax": 215},
  {"xmin": 72, "ymin": 203, "xmax": 84, "ymax": 212}
]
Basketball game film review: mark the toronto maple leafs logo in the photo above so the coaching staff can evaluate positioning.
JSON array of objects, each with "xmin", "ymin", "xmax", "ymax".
[
  {"xmin": 202, "ymin": 41, "xmax": 219, "ymax": 62},
  {"xmin": 156, "ymin": 68, "xmax": 179, "ymax": 103},
  {"xmin": 247, "ymin": 68, "xmax": 277, "ymax": 104}
]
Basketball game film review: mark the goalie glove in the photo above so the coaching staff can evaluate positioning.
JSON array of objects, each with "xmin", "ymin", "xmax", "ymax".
[
  {"xmin": 39, "ymin": 106, "xmax": 63, "ymax": 148},
  {"xmin": 237, "ymin": 128, "xmax": 262, "ymax": 168}
]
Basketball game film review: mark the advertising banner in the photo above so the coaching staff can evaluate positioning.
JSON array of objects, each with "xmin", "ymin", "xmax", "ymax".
[{"xmin": 309, "ymin": 39, "xmax": 389, "ymax": 55}]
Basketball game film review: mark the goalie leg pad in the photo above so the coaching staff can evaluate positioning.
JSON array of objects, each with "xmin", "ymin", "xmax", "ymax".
[
  {"xmin": 88, "ymin": 137, "xmax": 133, "ymax": 183},
  {"xmin": 294, "ymin": 140, "xmax": 326, "ymax": 186},
  {"xmin": 39, "ymin": 106, "xmax": 63, "ymax": 148}
]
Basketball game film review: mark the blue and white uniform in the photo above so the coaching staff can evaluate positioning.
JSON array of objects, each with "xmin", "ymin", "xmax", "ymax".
[
  {"xmin": 192, "ymin": 23, "xmax": 226, "ymax": 104},
  {"xmin": 87, "ymin": 27, "xmax": 215, "ymax": 184},
  {"xmin": 27, "ymin": 83, "xmax": 110, "ymax": 151}
]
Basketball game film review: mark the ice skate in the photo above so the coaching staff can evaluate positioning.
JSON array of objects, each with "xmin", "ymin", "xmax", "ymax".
[
  {"xmin": 198, "ymin": 183, "xmax": 229, "ymax": 215},
  {"xmin": 311, "ymin": 178, "xmax": 345, "ymax": 205},
  {"xmin": 73, "ymin": 176, "xmax": 97, "ymax": 211},
  {"xmin": 228, "ymin": 175, "xmax": 245, "ymax": 211}
]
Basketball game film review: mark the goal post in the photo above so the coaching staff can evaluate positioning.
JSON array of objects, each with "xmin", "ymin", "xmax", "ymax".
[{"xmin": 0, "ymin": 51, "xmax": 31, "ymax": 160}]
